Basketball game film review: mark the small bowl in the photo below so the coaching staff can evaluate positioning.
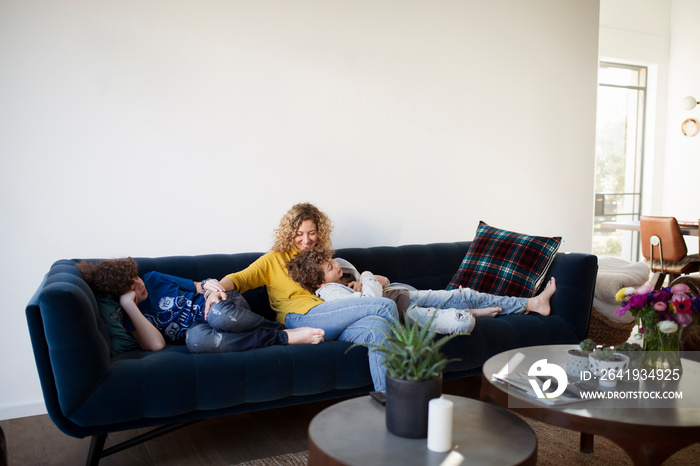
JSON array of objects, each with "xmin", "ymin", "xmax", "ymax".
[
  {"xmin": 566, "ymin": 349, "xmax": 590, "ymax": 379},
  {"xmin": 588, "ymin": 352, "xmax": 630, "ymax": 388}
]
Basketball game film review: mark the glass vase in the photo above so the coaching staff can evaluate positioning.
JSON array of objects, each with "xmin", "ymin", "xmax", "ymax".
[{"xmin": 640, "ymin": 319, "xmax": 682, "ymax": 373}]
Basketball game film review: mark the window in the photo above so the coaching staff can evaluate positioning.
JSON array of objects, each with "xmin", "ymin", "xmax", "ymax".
[{"xmin": 592, "ymin": 62, "xmax": 647, "ymax": 260}]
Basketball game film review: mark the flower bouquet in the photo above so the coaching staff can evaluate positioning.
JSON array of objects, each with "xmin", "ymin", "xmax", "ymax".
[{"xmin": 615, "ymin": 283, "xmax": 700, "ymax": 371}]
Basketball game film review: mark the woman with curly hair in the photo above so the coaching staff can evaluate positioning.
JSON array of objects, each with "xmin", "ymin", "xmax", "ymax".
[
  {"xmin": 206, "ymin": 202, "xmax": 398, "ymax": 392},
  {"xmin": 77, "ymin": 258, "xmax": 325, "ymax": 354}
]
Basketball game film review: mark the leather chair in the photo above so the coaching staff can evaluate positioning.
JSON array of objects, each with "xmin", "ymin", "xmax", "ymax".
[{"xmin": 640, "ymin": 216, "xmax": 700, "ymax": 289}]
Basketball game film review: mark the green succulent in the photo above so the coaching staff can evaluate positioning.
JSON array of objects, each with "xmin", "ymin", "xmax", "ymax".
[
  {"xmin": 590, "ymin": 346, "xmax": 624, "ymax": 361},
  {"xmin": 614, "ymin": 342, "xmax": 643, "ymax": 352},
  {"xmin": 347, "ymin": 315, "xmax": 461, "ymax": 382},
  {"xmin": 579, "ymin": 338, "xmax": 597, "ymax": 355}
]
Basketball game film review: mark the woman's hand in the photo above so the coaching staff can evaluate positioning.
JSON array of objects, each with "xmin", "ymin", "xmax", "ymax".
[
  {"xmin": 204, "ymin": 290, "xmax": 228, "ymax": 320},
  {"xmin": 198, "ymin": 278, "xmax": 226, "ymax": 294}
]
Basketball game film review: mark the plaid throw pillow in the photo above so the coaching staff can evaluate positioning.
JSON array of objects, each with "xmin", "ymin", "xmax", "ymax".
[{"xmin": 447, "ymin": 222, "xmax": 561, "ymax": 297}]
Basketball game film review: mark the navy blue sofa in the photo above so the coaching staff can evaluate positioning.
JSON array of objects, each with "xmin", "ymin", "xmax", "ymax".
[{"xmin": 26, "ymin": 241, "xmax": 598, "ymax": 465}]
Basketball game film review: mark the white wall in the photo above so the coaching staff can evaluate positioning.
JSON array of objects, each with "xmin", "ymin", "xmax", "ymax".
[
  {"xmin": 0, "ymin": 0, "xmax": 600, "ymax": 419},
  {"xmin": 664, "ymin": 0, "xmax": 700, "ymax": 229}
]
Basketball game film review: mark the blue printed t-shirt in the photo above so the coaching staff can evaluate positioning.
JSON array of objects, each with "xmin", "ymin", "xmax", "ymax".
[{"xmin": 137, "ymin": 271, "xmax": 206, "ymax": 342}]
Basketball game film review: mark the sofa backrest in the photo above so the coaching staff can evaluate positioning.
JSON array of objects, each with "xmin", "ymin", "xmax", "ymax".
[
  {"xmin": 334, "ymin": 242, "xmax": 471, "ymax": 290},
  {"xmin": 132, "ymin": 253, "xmax": 274, "ymax": 320}
]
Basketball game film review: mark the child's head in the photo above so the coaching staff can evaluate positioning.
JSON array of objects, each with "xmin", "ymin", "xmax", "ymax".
[
  {"xmin": 77, "ymin": 257, "xmax": 140, "ymax": 298},
  {"xmin": 286, "ymin": 247, "xmax": 342, "ymax": 292}
]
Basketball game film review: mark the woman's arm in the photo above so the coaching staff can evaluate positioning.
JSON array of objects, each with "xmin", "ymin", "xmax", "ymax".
[{"xmin": 119, "ymin": 291, "xmax": 166, "ymax": 351}]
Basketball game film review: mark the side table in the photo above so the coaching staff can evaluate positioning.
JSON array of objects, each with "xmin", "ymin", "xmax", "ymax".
[{"xmin": 308, "ymin": 394, "xmax": 537, "ymax": 466}]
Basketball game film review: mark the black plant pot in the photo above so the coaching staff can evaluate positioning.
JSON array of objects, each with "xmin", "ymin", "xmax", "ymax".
[{"xmin": 385, "ymin": 374, "xmax": 443, "ymax": 438}]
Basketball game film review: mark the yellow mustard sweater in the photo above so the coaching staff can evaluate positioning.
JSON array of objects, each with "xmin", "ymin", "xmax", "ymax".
[{"xmin": 225, "ymin": 250, "xmax": 323, "ymax": 324}]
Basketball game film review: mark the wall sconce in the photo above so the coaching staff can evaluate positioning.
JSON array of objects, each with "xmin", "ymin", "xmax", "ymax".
[
  {"xmin": 681, "ymin": 96, "xmax": 700, "ymax": 137},
  {"xmin": 681, "ymin": 96, "xmax": 700, "ymax": 111}
]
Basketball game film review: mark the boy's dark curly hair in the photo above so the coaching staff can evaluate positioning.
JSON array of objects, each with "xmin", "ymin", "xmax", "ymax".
[
  {"xmin": 286, "ymin": 247, "xmax": 334, "ymax": 292},
  {"xmin": 76, "ymin": 257, "xmax": 139, "ymax": 299}
]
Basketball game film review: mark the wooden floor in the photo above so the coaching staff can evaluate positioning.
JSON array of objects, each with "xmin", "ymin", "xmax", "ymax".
[{"xmin": 0, "ymin": 378, "xmax": 480, "ymax": 465}]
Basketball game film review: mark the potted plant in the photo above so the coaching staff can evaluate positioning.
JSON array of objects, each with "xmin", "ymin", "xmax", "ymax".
[
  {"xmin": 349, "ymin": 315, "xmax": 459, "ymax": 438},
  {"xmin": 588, "ymin": 346, "xmax": 630, "ymax": 387},
  {"xmin": 614, "ymin": 283, "xmax": 700, "ymax": 372},
  {"xmin": 566, "ymin": 338, "xmax": 596, "ymax": 378},
  {"xmin": 614, "ymin": 341, "xmax": 643, "ymax": 382}
]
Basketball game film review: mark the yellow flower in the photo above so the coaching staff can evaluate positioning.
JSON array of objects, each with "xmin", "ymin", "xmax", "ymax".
[{"xmin": 615, "ymin": 287, "xmax": 634, "ymax": 302}]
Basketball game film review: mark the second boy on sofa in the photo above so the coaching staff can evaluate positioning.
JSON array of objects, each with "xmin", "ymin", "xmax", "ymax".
[{"xmin": 286, "ymin": 247, "xmax": 557, "ymax": 335}]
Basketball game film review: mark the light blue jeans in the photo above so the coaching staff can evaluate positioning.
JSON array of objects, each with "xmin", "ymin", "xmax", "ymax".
[
  {"xmin": 408, "ymin": 287, "xmax": 528, "ymax": 314},
  {"xmin": 405, "ymin": 287, "xmax": 528, "ymax": 334},
  {"xmin": 284, "ymin": 297, "xmax": 398, "ymax": 392}
]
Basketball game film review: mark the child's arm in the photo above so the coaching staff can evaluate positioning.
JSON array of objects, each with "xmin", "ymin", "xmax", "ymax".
[
  {"xmin": 348, "ymin": 272, "xmax": 390, "ymax": 291},
  {"xmin": 374, "ymin": 274, "xmax": 390, "ymax": 287},
  {"xmin": 360, "ymin": 271, "xmax": 384, "ymax": 297},
  {"xmin": 119, "ymin": 291, "xmax": 166, "ymax": 351}
]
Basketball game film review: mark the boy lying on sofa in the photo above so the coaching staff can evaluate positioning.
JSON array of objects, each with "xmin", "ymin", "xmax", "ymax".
[
  {"xmin": 77, "ymin": 257, "xmax": 325, "ymax": 354},
  {"xmin": 286, "ymin": 247, "xmax": 556, "ymax": 335}
]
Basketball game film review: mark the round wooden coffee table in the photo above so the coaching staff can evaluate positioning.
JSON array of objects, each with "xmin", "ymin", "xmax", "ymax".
[
  {"xmin": 480, "ymin": 344, "xmax": 700, "ymax": 466},
  {"xmin": 308, "ymin": 394, "xmax": 537, "ymax": 466}
]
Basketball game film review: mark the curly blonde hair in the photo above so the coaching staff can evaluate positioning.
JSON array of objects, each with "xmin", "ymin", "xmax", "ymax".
[
  {"xmin": 76, "ymin": 258, "xmax": 139, "ymax": 298},
  {"xmin": 286, "ymin": 247, "xmax": 334, "ymax": 292},
  {"xmin": 271, "ymin": 203, "xmax": 333, "ymax": 253}
]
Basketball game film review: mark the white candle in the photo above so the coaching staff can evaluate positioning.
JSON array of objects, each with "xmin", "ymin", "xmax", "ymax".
[{"xmin": 427, "ymin": 396, "xmax": 453, "ymax": 453}]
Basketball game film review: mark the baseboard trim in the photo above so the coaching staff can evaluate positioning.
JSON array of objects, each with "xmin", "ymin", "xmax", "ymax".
[{"xmin": 0, "ymin": 401, "xmax": 47, "ymax": 421}]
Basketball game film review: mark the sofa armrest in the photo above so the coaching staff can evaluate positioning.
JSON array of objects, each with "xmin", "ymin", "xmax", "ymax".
[
  {"xmin": 546, "ymin": 252, "xmax": 598, "ymax": 340},
  {"xmin": 29, "ymin": 263, "xmax": 112, "ymax": 420}
]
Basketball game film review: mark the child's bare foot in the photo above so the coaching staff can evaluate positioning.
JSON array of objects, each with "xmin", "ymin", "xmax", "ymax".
[
  {"xmin": 526, "ymin": 277, "xmax": 556, "ymax": 316},
  {"xmin": 285, "ymin": 327, "xmax": 325, "ymax": 344},
  {"xmin": 469, "ymin": 307, "xmax": 502, "ymax": 318}
]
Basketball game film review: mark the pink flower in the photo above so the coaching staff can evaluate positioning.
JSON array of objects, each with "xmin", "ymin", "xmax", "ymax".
[
  {"xmin": 676, "ymin": 312, "xmax": 693, "ymax": 326},
  {"xmin": 653, "ymin": 301, "xmax": 667, "ymax": 311},
  {"xmin": 651, "ymin": 289, "xmax": 671, "ymax": 306},
  {"xmin": 671, "ymin": 283, "xmax": 690, "ymax": 294},
  {"xmin": 629, "ymin": 294, "xmax": 648, "ymax": 309},
  {"xmin": 673, "ymin": 293, "xmax": 692, "ymax": 314},
  {"xmin": 636, "ymin": 284, "xmax": 654, "ymax": 295},
  {"xmin": 614, "ymin": 304, "xmax": 631, "ymax": 318}
]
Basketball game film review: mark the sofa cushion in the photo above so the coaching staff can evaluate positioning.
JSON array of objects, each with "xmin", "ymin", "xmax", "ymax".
[{"xmin": 447, "ymin": 222, "xmax": 561, "ymax": 297}]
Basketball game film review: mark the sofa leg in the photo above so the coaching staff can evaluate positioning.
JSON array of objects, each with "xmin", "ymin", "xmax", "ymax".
[
  {"xmin": 84, "ymin": 422, "xmax": 198, "ymax": 465},
  {"xmin": 86, "ymin": 434, "xmax": 106, "ymax": 466}
]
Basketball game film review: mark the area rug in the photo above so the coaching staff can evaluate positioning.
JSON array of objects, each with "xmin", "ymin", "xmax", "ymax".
[
  {"xmin": 235, "ymin": 450, "xmax": 308, "ymax": 466},
  {"xmin": 234, "ymin": 416, "xmax": 700, "ymax": 465}
]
